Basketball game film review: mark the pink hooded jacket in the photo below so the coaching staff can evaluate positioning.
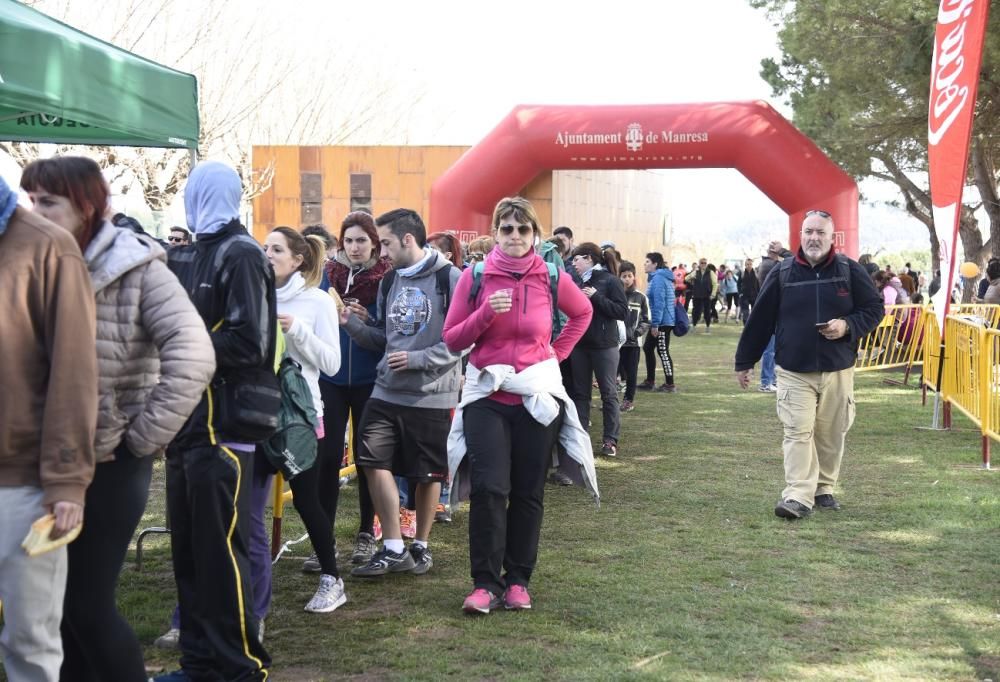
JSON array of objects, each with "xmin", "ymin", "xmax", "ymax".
[{"xmin": 443, "ymin": 248, "xmax": 592, "ymax": 404}]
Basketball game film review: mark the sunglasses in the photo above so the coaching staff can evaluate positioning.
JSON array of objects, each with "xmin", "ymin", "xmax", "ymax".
[
  {"xmin": 498, "ymin": 224, "xmax": 533, "ymax": 237},
  {"xmin": 468, "ymin": 252, "xmax": 485, "ymax": 261},
  {"xmin": 168, "ymin": 237, "xmax": 186, "ymax": 244},
  {"xmin": 805, "ymin": 209, "xmax": 831, "ymax": 218}
]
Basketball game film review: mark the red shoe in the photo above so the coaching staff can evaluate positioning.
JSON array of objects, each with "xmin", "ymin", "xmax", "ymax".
[
  {"xmin": 372, "ymin": 515, "xmax": 383, "ymax": 542},
  {"xmin": 504, "ymin": 584, "xmax": 532, "ymax": 610},
  {"xmin": 463, "ymin": 588, "xmax": 501, "ymax": 615}
]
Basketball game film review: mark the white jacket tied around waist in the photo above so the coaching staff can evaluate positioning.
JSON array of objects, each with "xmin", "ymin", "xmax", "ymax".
[{"xmin": 447, "ymin": 358, "xmax": 599, "ymax": 506}]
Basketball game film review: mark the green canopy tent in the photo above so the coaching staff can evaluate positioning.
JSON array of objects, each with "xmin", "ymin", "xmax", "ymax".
[{"xmin": 0, "ymin": 0, "xmax": 198, "ymax": 149}]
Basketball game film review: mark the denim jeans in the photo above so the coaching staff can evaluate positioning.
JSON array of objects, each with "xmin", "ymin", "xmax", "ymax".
[{"xmin": 761, "ymin": 335, "xmax": 776, "ymax": 388}]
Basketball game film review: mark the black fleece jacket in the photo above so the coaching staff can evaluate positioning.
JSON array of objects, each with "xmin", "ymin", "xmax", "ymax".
[
  {"xmin": 577, "ymin": 268, "xmax": 629, "ymax": 350},
  {"xmin": 735, "ymin": 248, "xmax": 883, "ymax": 373}
]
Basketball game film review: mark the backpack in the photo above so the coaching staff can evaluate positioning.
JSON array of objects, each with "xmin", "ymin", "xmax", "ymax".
[
  {"xmin": 468, "ymin": 261, "xmax": 563, "ymax": 339},
  {"xmin": 673, "ymin": 301, "xmax": 690, "ymax": 337},
  {"xmin": 378, "ymin": 265, "xmax": 455, "ymax": 324},
  {"xmin": 777, "ymin": 254, "xmax": 852, "ymax": 294},
  {"xmin": 260, "ymin": 355, "xmax": 319, "ymax": 480}
]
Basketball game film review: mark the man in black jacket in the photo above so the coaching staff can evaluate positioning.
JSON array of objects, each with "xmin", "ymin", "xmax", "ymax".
[
  {"xmin": 160, "ymin": 161, "xmax": 274, "ymax": 681},
  {"xmin": 738, "ymin": 257, "xmax": 759, "ymax": 325},
  {"xmin": 735, "ymin": 211, "xmax": 883, "ymax": 520},
  {"xmin": 687, "ymin": 258, "xmax": 715, "ymax": 332}
]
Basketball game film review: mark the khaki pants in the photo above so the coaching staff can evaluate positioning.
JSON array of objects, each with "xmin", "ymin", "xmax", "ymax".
[{"xmin": 775, "ymin": 367, "xmax": 856, "ymax": 507}]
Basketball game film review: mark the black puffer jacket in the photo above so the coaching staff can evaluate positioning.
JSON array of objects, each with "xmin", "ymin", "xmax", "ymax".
[{"xmin": 576, "ymin": 268, "xmax": 629, "ymax": 350}]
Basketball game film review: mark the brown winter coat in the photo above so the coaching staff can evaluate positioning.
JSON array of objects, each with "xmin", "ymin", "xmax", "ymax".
[
  {"xmin": 83, "ymin": 221, "xmax": 215, "ymax": 460},
  {"xmin": 0, "ymin": 207, "xmax": 98, "ymax": 506}
]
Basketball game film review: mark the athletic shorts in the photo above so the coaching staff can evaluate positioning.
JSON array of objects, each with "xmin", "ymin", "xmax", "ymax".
[{"xmin": 356, "ymin": 398, "xmax": 450, "ymax": 480}]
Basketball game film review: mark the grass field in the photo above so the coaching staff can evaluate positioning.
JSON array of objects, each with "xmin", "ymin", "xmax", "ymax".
[{"xmin": 119, "ymin": 320, "xmax": 999, "ymax": 681}]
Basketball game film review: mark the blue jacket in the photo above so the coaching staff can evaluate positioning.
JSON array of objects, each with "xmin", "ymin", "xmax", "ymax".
[
  {"xmin": 647, "ymin": 267, "xmax": 676, "ymax": 327},
  {"xmin": 735, "ymin": 249, "xmax": 884, "ymax": 373}
]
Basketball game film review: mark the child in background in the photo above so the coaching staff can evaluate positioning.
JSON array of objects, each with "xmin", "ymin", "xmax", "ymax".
[{"xmin": 618, "ymin": 262, "xmax": 651, "ymax": 412}]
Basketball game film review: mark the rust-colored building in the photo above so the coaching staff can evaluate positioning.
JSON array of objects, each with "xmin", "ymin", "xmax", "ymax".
[{"xmin": 251, "ymin": 145, "xmax": 671, "ymax": 261}]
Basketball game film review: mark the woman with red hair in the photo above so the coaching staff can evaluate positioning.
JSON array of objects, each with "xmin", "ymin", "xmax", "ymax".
[{"xmin": 428, "ymin": 231, "xmax": 463, "ymax": 269}]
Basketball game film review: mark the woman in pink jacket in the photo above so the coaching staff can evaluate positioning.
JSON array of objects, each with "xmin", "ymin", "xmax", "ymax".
[{"xmin": 443, "ymin": 197, "xmax": 592, "ymax": 615}]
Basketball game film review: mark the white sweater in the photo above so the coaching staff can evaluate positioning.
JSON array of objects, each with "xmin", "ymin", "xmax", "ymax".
[{"xmin": 275, "ymin": 272, "xmax": 341, "ymax": 418}]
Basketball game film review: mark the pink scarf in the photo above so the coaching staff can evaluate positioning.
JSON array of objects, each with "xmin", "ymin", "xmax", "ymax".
[{"xmin": 487, "ymin": 244, "xmax": 537, "ymax": 277}]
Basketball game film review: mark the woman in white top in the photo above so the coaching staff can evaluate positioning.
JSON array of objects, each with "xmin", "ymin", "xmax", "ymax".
[{"xmin": 264, "ymin": 226, "xmax": 344, "ymax": 613}]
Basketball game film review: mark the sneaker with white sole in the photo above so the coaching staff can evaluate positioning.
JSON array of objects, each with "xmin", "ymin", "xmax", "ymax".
[
  {"xmin": 351, "ymin": 532, "xmax": 378, "ymax": 565},
  {"xmin": 301, "ymin": 553, "xmax": 321, "ymax": 573},
  {"xmin": 304, "ymin": 574, "xmax": 347, "ymax": 613},
  {"xmin": 153, "ymin": 627, "xmax": 180, "ymax": 650},
  {"xmin": 409, "ymin": 544, "xmax": 433, "ymax": 575},
  {"xmin": 350, "ymin": 547, "xmax": 415, "ymax": 577},
  {"xmin": 463, "ymin": 588, "xmax": 502, "ymax": 615}
]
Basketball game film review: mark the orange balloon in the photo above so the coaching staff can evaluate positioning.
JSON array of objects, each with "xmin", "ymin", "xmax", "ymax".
[{"xmin": 960, "ymin": 261, "xmax": 980, "ymax": 278}]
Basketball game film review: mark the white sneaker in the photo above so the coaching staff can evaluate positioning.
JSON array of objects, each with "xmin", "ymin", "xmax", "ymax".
[
  {"xmin": 305, "ymin": 574, "xmax": 347, "ymax": 613},
  {"xmin": 153, "ymin": 627, "xmax": 180, "ymax": 650}
]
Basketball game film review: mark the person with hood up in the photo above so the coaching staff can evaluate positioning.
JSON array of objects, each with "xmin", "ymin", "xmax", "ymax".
[
  {"xmin": 159, "ymin": 161, "xmax": 274, "ymax": 682},
  {"xmin": 20, "ymin": 156, "xmax": 215, "ymax": 682},
  {"xmin": 0, "ymin": 174, "xmax": 98, "ymax": 682}
]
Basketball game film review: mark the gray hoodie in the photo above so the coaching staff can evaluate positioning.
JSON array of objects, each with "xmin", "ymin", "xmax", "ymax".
[{"xmin": 344, "ymin": 249, "xmax": 464, "ymax": 409}]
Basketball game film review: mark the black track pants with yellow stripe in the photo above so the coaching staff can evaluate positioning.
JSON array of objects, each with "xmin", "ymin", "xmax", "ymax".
[{"xmin": 167, "ymin": 444, "xmax": 270, "ymax": 681}]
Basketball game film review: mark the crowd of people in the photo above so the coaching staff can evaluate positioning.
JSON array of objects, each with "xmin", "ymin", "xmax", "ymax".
[
  {"xmin": 2, "ymin": 151, "xmax": 924, "ymax": 680},
  {"xmin": 0, "ymin": 156, "xmax": 714, "ymax": 682}
]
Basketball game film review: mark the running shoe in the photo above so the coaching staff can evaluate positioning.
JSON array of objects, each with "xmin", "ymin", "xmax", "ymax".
[
  {"xmin": 305, "ymin": 574, "xmax": 347, "ymax": 613},
  {"xmin": 350, "ymin": 547, "xmax": 415, "ymax": 577},
  {"xmin": 504, "ymin": 584, "xmax": 532, "ymax": 610},
  {"xmin": 463, "ymin": 588, "xmax": 502, "ymax": 615},
  {"xmin": 409, "ymin": 544, "xmax": 433, "ymax": 575},
  {"xmin": 400, "ymin": 507, "xmax": 417, "ymax": 540}
]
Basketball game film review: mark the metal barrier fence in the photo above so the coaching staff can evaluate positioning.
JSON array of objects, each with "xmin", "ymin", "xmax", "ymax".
[
  {"xmin": 855, "ymin": 304, "xmax": 927, "ymax": 376},
  {"xmin": 921, "ymin": 312, "xmax": 997, "ymax": 468}
]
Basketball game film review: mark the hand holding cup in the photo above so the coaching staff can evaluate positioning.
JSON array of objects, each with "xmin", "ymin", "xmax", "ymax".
[{"xmin": 489, "ymin": 288, "xmax": 514, "ymax": 314}]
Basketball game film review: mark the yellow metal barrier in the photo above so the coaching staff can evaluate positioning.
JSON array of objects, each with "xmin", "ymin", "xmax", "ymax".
[
  {"xmin": 920, "ymin": 314, "xmax": 994, "ymax": 468},
  {"xmin": 952, "ymin": 303, "xmax": 1000, "ymax": 327},
  {"xmin": 855, "ymin": 304, "xmax": 928, "ymax": 375}
]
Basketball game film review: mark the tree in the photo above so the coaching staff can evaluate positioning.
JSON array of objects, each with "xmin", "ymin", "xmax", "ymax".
[
  {"xmin": 3, "ymin": 0, "xmax": 425, "ymax": 230},
  {"xmin": 749, "ymin": 0, "xmax": 1000, "ymax": 274}
]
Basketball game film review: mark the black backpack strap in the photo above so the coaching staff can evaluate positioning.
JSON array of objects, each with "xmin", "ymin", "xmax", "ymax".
[
  {"xmin": 378, "ymin": 269, "xmax": 397, "ymax": 325},
  {"xmin": 547, "ymin": 262, "xmax": 562, "ymax": 336},
  {"xmin": 436, "ymin": 265, "xmax": 454, "ymax": 316}
]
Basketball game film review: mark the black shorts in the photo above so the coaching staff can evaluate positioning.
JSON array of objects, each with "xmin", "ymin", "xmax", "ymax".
[{"xmin": 356, "ymin": 398, "xmax": 450, "ymax": 480}]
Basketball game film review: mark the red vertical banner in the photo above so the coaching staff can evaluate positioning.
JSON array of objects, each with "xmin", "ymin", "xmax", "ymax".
[{"xmin": 928, "ymin": 0, "xmax": 991, "ymax": 335}]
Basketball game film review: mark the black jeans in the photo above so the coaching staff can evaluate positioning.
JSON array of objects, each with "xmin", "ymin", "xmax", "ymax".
[
  {"xmin": 60, "ymin": 445, "xmax": 152, "ymax": 682},
  {"xmin": 618, "ymin": 346, "xmax": 641, "ymax": 401},
  {"xmin": 167, "ymin": 444, "xmax": 270, "ymax": 682},
  {"xmin": 463, "ymin": 399, "xmax": 563, "ymax": 595},
  {"xmin": 319, "ymin": 381, "xmax": 375, "ymax": 535},
  {"xmin": 570, "ymin": 345, "xmax": 621, "ymax": 444},
  {"xmin": 692, "ymin": 297, "xmax": 712, "ymax": 327}
]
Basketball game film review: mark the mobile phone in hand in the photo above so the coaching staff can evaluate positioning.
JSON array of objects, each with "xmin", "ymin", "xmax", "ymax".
[{"xmin": 815, "ymin": 322, "xmax": 830, "ymax": 329}]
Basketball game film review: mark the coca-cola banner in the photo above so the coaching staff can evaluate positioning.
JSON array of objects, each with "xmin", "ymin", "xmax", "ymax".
[{"xmin": 928, "ymin": 0, "xmax": 991, "ymax": 333}]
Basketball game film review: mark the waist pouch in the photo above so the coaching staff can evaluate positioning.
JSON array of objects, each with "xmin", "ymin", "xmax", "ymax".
[{"xmin": 212, "ymin": 367, "xmax": 281, "ymax": 443}]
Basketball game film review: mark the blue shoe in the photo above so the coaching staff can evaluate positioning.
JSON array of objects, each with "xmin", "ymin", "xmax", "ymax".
[{"xmin": 152, "ymin": 671, "xmax": 193, "ymax": 682}]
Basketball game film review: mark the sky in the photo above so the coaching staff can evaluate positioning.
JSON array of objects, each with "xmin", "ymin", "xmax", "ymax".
[{"xmin": 5, "ymin": 0, "xmax": 934, "ymax": 254}]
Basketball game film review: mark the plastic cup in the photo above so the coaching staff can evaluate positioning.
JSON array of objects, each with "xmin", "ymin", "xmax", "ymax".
[{"xmin": 343, "ymin": 297, "xmax": 359, "ymax": 307}]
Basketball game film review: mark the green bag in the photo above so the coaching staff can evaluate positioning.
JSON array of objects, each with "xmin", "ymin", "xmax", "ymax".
[{"xmin": 260, "ymin": 354, "xmax": 319, "ymax": 480}]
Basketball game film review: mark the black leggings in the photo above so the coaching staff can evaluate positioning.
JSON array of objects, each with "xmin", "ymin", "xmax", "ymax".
[
  {"xmin": 642, "ymin": 331, "xmax": 658, "ymax": 384},
  {"xmin": 318, "ymin": 381, "xmax": 376, "ymax": 535},
  {"xmin": 725, "ymin": 293, "xmax": 738, "ymax": 311},
  {"xmin": 60, "ymin": 445, "xmax": 153, "ymax": 682},
  {"xmin": 656, "ymin": 326, "xmax": 675, "ymax": 385},
  {"xmin": 290, "ymin": 451, "xmax": 339, "ymax": 577}
]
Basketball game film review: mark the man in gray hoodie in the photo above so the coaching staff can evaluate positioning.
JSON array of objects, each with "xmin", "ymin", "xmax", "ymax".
[{"xmin": 341, "ymin": 208, "xmax": 463, "ymax": 577}]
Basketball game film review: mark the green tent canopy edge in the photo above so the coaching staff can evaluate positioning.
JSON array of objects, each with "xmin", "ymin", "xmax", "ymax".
[{"xmin": 0, "ymin": 0, "xmax": 199, "ymax": 149}]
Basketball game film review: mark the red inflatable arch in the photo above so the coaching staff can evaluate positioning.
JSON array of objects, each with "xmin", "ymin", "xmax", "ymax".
[{"xmin": 429, "ymin": 101, "xmax": 858, "ymax": 257}]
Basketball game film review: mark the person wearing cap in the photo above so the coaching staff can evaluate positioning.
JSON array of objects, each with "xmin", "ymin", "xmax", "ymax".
[{"xmin": 735, "ymin": 211, "xmax": 882, "ymax": 520}]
